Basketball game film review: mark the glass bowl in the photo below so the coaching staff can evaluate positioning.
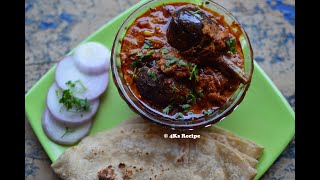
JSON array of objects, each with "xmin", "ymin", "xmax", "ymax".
[{"xmin": 111, "ymin": 0, "xmax": 254, "ymax": 130}]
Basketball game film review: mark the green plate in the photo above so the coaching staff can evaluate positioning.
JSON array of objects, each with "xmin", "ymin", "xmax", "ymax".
[{"xmin": 25, "ymin": 1, "xmax": 295, "ymax": 179}]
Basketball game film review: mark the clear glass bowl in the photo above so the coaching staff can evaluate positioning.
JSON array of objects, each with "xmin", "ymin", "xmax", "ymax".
[{"xmin": 111, "ymin": 0, "xmax": 254, "ymax": 130}]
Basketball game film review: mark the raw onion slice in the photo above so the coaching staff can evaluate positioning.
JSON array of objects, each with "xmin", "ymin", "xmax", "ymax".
[
  {"xmin": 42, "ymin": 108, "xmax": 92, "ymax": 145},
  {"xmin": 55, "ymin": 56, "xmax": 109, "ymax": 100},
  {"xmin": 46, "ymin": 83, "xmax": 99, "ymax": 126},
  {"xmin": 73, "ymin": 42, "xmax": 111, "ymax": 75}
]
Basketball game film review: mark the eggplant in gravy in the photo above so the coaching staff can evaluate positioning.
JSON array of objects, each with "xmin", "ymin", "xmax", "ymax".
[{"xmin": 120, "ymin": 3, "xmax": 247, "ymax": 119}]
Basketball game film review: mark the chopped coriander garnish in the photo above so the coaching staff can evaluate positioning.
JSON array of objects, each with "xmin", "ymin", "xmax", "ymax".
[
  {"xmin": 177, "ymin": 60, "xmax": 187, "ymax": 67},
  {"xmin": 75, "ymin": 80, "xmax": 87, "ymax": 92},
  {"xmin": 186, "ymin": 93, "xmax": 196, "ymax": 103},
  {"xmin": 165, "ymin": 57, "xmax": 178, "ymax": 64},
  {"xmin": 185, "ymin": 109, "xmax": 194, "ymax": 114},
  {"xmin": 59, "ymin": 80, "xmax": 90, "ymax": 112},
  {"xmin": 175, "ymin": 112, "xmax": 184, "ymax": 119},
  {"xmin": 66, "ymin": 80, "xmax": 75, "ymax": 88},
  {"xmin": 130, "ymin": 50, "xmax": 154, "ymax": 67},
  {"xmin": 164, "ymin": 66, "xmax": 170, "ymax": 71},
  {"xmin": 163, "ymin": 55, "xmax": 176, "ymax": 61},
  {"xmin": 203, "ymin": 110, "xmax": 213, "ymax": 115},
  {"xmin": 137, "ymin": 50, "xmax": 154, "ymax": 60},
  {"xmin": 74, "ymin": 98, "xmax": 89, "ymax": 111},
  {"xmin": 130, "ymin": 61, "xmax": 138, "ymax": 67},
  {"xmin": 164, "ymin": 55, "xmax": 187, "ymax": 68},
  {"xmin": 59, "ymin": 89, "xmax": 90, "ymax": 112},
  {"xmin": 181, "ymin": 104, "xmax": 190, "ymax": 109},
  {"xmin": 163, "ymin": 104, "xmax": 172, "ymax": 114},
  {"xmin": 59, "ymin": 89, "xmax": 73, "ymax": 110},
  {"xmin": 61, "ymin": 126, "xmax": 75, "ymax": 138},
  {"xmin": 160, "ymin": 48, "xmax": 169, "ymax": 55},
  {"xmin": 191, "ymin": 9, "xmax": 202, "ymax": 14},
  {"xmin": 229, "ymin": 47, "xmax": 236, "ymax": 54},
  {"xmin": 226, "ymin": 38, "xmax": 236, "ymax": 48},
  {"xmin": 225, "ymin": 38, "xmax": 237, "ymax": 54},
  {"xmin": 65, "ymin": 80, "xmax": 87, "ymax": 94},
  {"xmin": 165, "ymin": 58, "xmax": 178, "ymax": 67},
  {"xmin": 142, "ymin": 39, "xmax": 153, "ymax": 49},
  {"xmin": 189, "ymin": 65, "xmax": 198, "ymax": 80},
  {"xmin": 147, "ymin": 69, "xmax": 157, "ymax": 81}
]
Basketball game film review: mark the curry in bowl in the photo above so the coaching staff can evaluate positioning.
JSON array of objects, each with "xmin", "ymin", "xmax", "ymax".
[{"xmin": 119, "ymin": 2, "xmax": 249, "ymax": 121}]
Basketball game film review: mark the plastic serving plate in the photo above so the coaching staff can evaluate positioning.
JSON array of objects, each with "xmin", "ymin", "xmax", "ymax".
[{"xmin": 25, "ymin": 1, "xmax": 295, "ymax": 179}]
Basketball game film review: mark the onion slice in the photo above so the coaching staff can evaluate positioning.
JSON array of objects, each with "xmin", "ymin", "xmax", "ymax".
[
  {"xmin": 42, "ymin": 108, "xmax": 92, "ymax": 145},
  {"xmin": 46, "ymin": 83, "xmax": 99, "ymax": 126},
  {"xmin": 73, "ymin": 42, "xmax": 111, "ymax": 75},
  {"xmin": 55, "ymin": 56, "xmax": 109, "ymax": 100}
]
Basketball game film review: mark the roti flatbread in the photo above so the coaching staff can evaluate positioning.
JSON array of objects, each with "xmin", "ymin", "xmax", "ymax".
[
  {"xmin": 203, "ymin": 126, "xmax": 264, "ymax": 160},
  {"xmin": 51, "ymin": 117, "xmax": 263, "ymax": 180},
  {"xmin": 119, "ymin": 117, "xmax": 262, "ymax": 168}
]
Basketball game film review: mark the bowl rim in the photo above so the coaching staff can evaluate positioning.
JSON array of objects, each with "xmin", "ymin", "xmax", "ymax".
[{"xmin": 111, "ymin": 0, "xmax": 254, "ymax": 130}]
